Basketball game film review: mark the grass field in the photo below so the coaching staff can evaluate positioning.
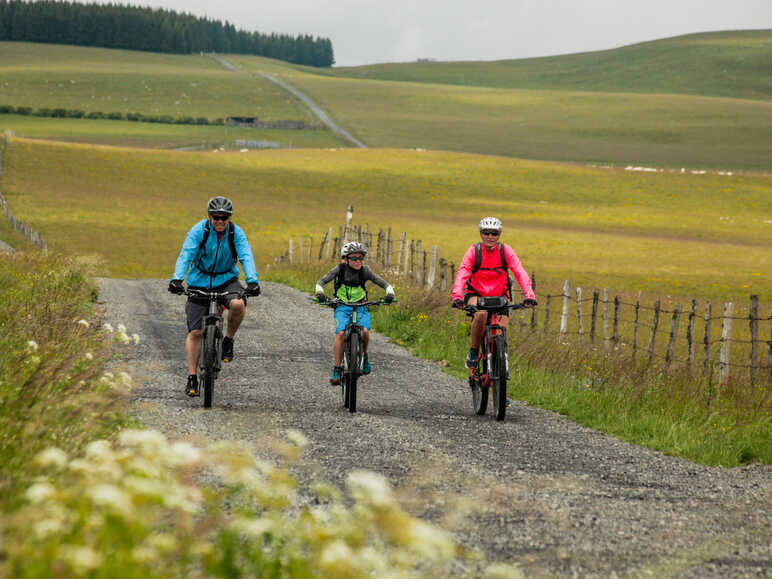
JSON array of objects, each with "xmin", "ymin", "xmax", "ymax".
[
  {"xmin": 318, "ymin": 30, "xmax": 772, "ymax": 101},
  {"xmin": 2, "ymin": 137, "xmax": 770, "ymax": 303},
  {"xmin": 0, "ymin": 114, "xmax": 344, "ymax": 149},
  {"xmin": 231, "ymin": 55, "xmax": 772, "ymax": 170}
]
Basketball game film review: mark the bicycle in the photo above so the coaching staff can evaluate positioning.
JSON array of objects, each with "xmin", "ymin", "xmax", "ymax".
[
  {"xmin": 183, "ymin": 287, "xmax": 244, "ymax": 408},
  {"xmin": 463, "ymin": 297, "xmax": 526, "ymax": 421},
  {"xmin": 318, "ymin": 298, "xmax": 394, "ymax": 413}
]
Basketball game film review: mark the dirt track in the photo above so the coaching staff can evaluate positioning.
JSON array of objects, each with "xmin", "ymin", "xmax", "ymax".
[{"xmin": 99, "ymin": 278, "xmax": 770, "ymax": 577}]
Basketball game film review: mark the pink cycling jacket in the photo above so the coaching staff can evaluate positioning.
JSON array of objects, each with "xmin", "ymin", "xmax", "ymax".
[{"xmin": 451, "ymin": 242, "xmax": 535, "ymax": 301}]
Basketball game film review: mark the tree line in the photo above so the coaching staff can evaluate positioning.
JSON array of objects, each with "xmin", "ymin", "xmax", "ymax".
[{"xmin": 0, "ymin": 0, "xmax": 335, "ymax": 67}]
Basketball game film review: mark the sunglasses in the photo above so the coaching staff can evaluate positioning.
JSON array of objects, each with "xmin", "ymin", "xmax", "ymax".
[
  {"xmin": 481, "ymin": 230, "xmax": 500, "ymax": 236},
  {"xmin": 346, "ymin": 255, "xmax": 364, "ymax": 261},
  {"xmin": 210, "ymin": 214, "xmax": 230, "ymax": 221}
]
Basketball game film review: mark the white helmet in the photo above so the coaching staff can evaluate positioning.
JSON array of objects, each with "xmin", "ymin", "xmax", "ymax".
[
  {"xmin": 341, "ymin": 241, "xmax": 367, "ymax": 258},
  {"xmin": 478, "ymin": 216, "xmax": 502, "ymax": 231}
]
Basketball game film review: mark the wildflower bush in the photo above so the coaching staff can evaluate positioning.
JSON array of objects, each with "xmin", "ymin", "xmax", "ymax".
[
  {"xmin": 2, "ymin": 429, "xmax": 511, "ymax": 578},
  {"xmin": 0, "ymin": 251, "xmax": 131, "ymax": 510}
]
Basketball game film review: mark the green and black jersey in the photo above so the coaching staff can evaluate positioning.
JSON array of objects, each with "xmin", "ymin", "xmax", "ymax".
[{"xmin": 316, "ymin": 264, "xmax": 390, "ymax": 302}]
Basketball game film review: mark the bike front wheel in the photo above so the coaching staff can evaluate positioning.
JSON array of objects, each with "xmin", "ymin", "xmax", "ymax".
[
  {"xmin": 202, "ymin": 326, "xmax": 217, "ymax": 408},
  {"xmin": 343, "ymin": 331, "xmax": 360, "ymax": 413},
  {"xmin": 491, "ymin": 335, "xmax": 508, "ymax": 421},
  {"xmin": 471, "ymin": 373, "xmax": 488, "ymax": 415}
]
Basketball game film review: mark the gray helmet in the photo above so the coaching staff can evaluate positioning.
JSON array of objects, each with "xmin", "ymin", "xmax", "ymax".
[
  {"xmin": 341, "ymin": 241, "xmax": 367, "ymax": 258},
  {"xmin": 207, "ymin": 196, "xmax": 233, "ymax": 215}
]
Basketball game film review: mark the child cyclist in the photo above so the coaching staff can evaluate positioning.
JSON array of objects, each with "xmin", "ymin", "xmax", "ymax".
[
  {"xmin": 451, "ymin": 217, "xmax": 537, "ymax": 369},
  {"xmin": 315, "ymin": 241, "xmax": 395, "ymax": 385}
]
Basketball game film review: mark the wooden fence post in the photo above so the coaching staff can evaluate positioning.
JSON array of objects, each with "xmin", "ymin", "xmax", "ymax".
[
  {"xmin": 376, "ymin": 229, "xmax": 383, "ymax": 264},
  {"xmin": 613, "ymin": 296, "xmax": 620, "ymax": 347},
  {"xmin": 560, "ymin": 280, "xmax": 570, "ymax": 336},
  {"xmin": 704, "ymin": 301, "xmax": 712, "ymax": 374},
  {"xmin": 719, "ymin": 302, "xmax": 735, "ymax": 383},
  {"xmin": 439, "ymin": 258, "xmax": 447, "ymax": 291},
  {"xmin": 666, "ymin": 303, "xmax": 682, "ymax": 367},
  {"xmin": 543, "ymin": 295, "xmax": 551, "ymax": 333},
  {"xmin": 422, "ymin": 249, "xmax": 428, "ymax": 286},
  {"xmin": 687, "ymin": 299, "xmax": 697, "ymax": 366},
  {"xmin": 386, "ymin": 227, "xmax": 393, "ymax": 268},
  {"xmin": 402, "ymin": 237, "xmax": 410, "ymax": 276},
  {"xmin": 632, "ymin": 292, "xmax": 641, "ymax": 360},
  {"xmin": 307, "ymin": 236, "xmax": 313, "ymax": 263},
  {"xmin": 427, "ymin": 246, "xmax": 438, "ymax": 288},
  {"xmin": 648, "ymin": 299, "xmax": 661, "ymax": 365},
  {"xmin": 318, "ymin": 230, "xmax": 328, "ymax": 261},
  {"xmin": 602, "ymin": 288, "xmax": 610, "ymax": 349},
  {"xmin": 288, "ymin": 238, "xmax": 294, "ymax": 264},
  {"xmin": 409, "ymin": 240, "xmax": 416, "ymax": 282},
  {"xmin": 576, "ymin": 287, "xmax": 584, "ymax": 342},
  {"xmin": 397, "ymin": 232, "xmax": 406, "ymax": 272},
  {"xmin": 749, "ymin": 295, "xmax": 759, "ymax": 383},
  {"xmin": 590, "ymin": 289, "xmax": 599, "ymax": 343}
]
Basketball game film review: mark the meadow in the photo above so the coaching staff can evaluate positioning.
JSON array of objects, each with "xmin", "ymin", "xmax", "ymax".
[
  {"xmin": 2, "ymin": 137, "xmax": 770, "ymax": 303},
  {"xmin": 319, "ymin": 30, "xmax": 772, "ymax": 101},
  {"xmin": 231, "ymin": 55, "xmax": 772, "ymax": 170}
]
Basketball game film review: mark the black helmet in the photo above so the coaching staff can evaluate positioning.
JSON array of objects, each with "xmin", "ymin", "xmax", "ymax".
[{"xmin": 207, "ymin": 196, "xmax": 233, "ymax": 215}]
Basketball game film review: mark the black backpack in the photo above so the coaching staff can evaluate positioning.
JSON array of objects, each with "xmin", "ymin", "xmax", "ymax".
[
  {"xmin": 467, "ymin": 242, "xmax": 512, "ymax": 298},
  {"xmin": 194, "ymin": 221, "xmax": 238, "ymax": 276},
  {"xmin": 333, "ymin": 264, "xmax": 367, "ymax": 300}
]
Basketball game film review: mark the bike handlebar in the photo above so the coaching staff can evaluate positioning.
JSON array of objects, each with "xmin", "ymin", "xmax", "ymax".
[
  {"xmin": 316, "ymin": 298, "xmax": 396, "ymax": 308},
  {"xmin": 182, "ymin": 288, "xmax": 246, "ymax": 299},
  {"xmin": 463, "ymin": 301, "xmax": 527, "ymax": 314}
]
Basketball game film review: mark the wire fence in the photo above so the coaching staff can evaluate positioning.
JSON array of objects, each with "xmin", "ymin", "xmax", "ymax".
[{"xmin": 272, "ymin": 210, "xmax": 771, "ymax": 387}]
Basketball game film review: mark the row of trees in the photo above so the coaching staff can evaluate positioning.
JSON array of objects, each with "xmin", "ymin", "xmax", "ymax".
[{"xmin": 0, "ymin": 0, "xmax": 335, "ymax": 67}]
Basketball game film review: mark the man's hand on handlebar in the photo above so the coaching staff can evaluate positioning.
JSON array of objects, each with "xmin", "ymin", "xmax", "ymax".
[
  {"xmin": 452, "ymin": 298, "xmax": 464, "ymax": 309},
  {"xmin": 315, "ymin": 292, "xmax": 327, "ymax": 304},
  {"xmin": 245, "ymin": 282, "xmax": 261, "ymax": 297},
  {"xmin": 383, "ymin": 293, "xmax": 394, "ymax": 304},
  {"xmin": 168, "ymin": 279, "xmax": 184, "ymax": 295},
  {"xmin": 524, "ymin": 298, "xmax": 538, "ymax": 307}
]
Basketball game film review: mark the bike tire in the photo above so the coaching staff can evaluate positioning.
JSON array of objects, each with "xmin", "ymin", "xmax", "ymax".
[
  {"xmin": 345, "ymin": 331, "xmax": 360, "ymax": 413},
  {"xmin": 471, "ymin": 373, "xmax": 488, "ymax": 415},
  {"xmin": 492, "ymin": 335, "xmax": 508, "ymax": 421},
  {"xmin": 202, "ymin": 326, "xmax": 217, "ymax": 408}
]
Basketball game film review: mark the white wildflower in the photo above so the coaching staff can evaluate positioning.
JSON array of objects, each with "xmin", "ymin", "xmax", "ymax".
[
  {"xmin": 169, "ymin": 441, "xmax": 202, "ymax": 466},
  {"xmin": 119, "ymin": 372, "xmax": 132, "ymax": 385},
  {"xmin": 233, "ymin": 516, "xmax": 274, "ymax": 538},
  {"xmin": 119, "ymin": 429, "xmax": 167, "ymax": 453},
  {"xmin": 36, "ymin": 447, "xmax": 68, "ymax": 468},
  {"xmin": 286, "ymin": 429, "xmax": 309, "ymax": 448},
  {"xmin": 88, "ymin": 484, "xmax": 132, "ymax": 516},
  {"xmin": 319, "ymin": 540, "xmax": 354, "ymax": 570},
  {"xmin": 484, "ymin": 563, "xmax": 526, "ymax": 578},
  {"xmin": 407, "ymin": 519, "xmax": 455, "ymax": 560},
  {"xmin": 347, "ymin": 470, "xmax": 394, "ymax": 508},
  {"xmin": 26, "ymin": 340, "xmax": 39, "ymax": 353},
  {"xmin": 85, "ymin": 352, "xmax": 94, "ymax": 360},
  {"xmin": 25, "ymin": 355, "xmax": 41, "ymax": 366},
  {"xmin": 26, "ymin": 481, "xmax": 56, "ymax": 503},
  {"xmin": 85, "ymin": 440, "xmax": 115, "ymax": 462},
  {"xmin": 61, "ymin": 545, "xmax": 101, "ymax": 572},
  {"xmin": 33, "ymin": 518, "xmax": 65, "ymax": 538},
  {"xmin": 132, "ymin": 333, "xmax": 140, "ymax": 344},
  {"xmin": 103, "ymin": 372, "xmax": 114, "ymax": 380},
  {"xmin": 117, "ymin": 324, "xmax": 126, "ymax": 333},
  {"xmin": 116, "ymin": 330, "xmax": 131, "ymax": 344},
  {"xmin": 77, "ymin": 319, "xmax": 89, "ymax": 328},
  {"xmin": 102, "ymin": 323, "xmax": 114, "ymax": 332}
]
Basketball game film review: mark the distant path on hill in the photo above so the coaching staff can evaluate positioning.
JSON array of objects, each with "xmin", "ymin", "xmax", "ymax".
[
  {"xmin": 99, "ymin": 278, "xmax": 770, "ymax": 578},
  {"xmin": 208, "ymin": 53, "xmax": 367, "ymax": 149}
]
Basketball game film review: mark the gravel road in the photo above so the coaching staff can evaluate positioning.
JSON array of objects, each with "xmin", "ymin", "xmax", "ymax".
[{"xmin": 99, "ymin": 278, "xmax": 770, "ymax": 578}]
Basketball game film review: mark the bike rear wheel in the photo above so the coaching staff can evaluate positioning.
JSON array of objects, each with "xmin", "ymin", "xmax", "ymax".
[
  {"xmin": 471, "ymin": 372, "xmax": 488, "ymax": 415},
  {"xmin": 202, "ymin": 326, "xmax": 217, "ymax": 408},
  {"xmin": 344, "ymin": 331, "xmax": 360, "ymax": 413},
  {"xmin": 491, "ymin": 335, "xmax": 508, "ymax": 421}
]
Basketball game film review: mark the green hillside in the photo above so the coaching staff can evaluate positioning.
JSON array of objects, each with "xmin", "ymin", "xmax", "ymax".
[{"xmin": 319, "ymin": 30, "xmax": 772, "ymax": 101}]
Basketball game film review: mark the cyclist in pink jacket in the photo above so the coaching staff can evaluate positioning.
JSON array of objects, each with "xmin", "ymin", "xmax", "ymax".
[{"xmin": 451, "ymin": 217, "xmax": 537, "ymax": 368}]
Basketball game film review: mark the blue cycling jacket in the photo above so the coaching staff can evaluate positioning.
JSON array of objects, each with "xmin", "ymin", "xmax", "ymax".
[{"xmin": 171, "ymin": 219, "xmax": 259, "ymax": 288}]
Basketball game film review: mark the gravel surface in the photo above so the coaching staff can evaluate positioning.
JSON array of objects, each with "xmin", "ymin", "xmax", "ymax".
[{"xmin": 99, "ymin": 278, "xmax": 770, "ymax": 578}]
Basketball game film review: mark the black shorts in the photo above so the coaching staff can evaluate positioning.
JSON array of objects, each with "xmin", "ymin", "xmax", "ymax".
[{"xmin": 185, "ymin": 278, "xmax": 245, "ymax": 332}]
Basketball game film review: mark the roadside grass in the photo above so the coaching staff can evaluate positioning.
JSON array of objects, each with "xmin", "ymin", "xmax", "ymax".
[
  {"xmin": 266, "ymin": 264, "xmax": 771, "ymax": 467},
  {"xmin": 0, "ymin": 251, "xmax": 131, "ymax": 511},
  {"xmin": 231, "ymin": 55, "xmax": 772, "ymax": 170},
  {"xmin": 2, "ymin": 138, "xmax": 770, "ymax": 303},
  {"xmin": 0, "ymin": 42, "xmax": 313, "ymax": 122},
  {"xmin": 0, "ymin": 114, "xmax": 343, "ymax": 149},
  {"xmin": 320, "ymin": 30, "xmax": 772, "ymax": 102}
]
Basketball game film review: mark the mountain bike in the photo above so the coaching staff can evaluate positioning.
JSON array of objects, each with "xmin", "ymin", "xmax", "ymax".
[
  {"xmin": 184, "ymin": 287, "xmax": 244, "ymax": 408},
  {"xmin": 464, "ymin": 298, "xmax": 526, "ymax": 421},
  {"xmin": 319, "ymin": 298, "xmax": 394, "ymax": 413}
]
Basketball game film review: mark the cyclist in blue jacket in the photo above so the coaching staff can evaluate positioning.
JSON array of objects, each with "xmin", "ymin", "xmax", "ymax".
[{"xmin": 168, "ymin": 196, "xmax": 261, "ymax": 397}]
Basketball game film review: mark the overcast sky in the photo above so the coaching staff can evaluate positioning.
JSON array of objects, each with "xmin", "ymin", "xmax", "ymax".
[{"xmin": 97, "ymin": 0, "xmax": 772, "ymax": 66}]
